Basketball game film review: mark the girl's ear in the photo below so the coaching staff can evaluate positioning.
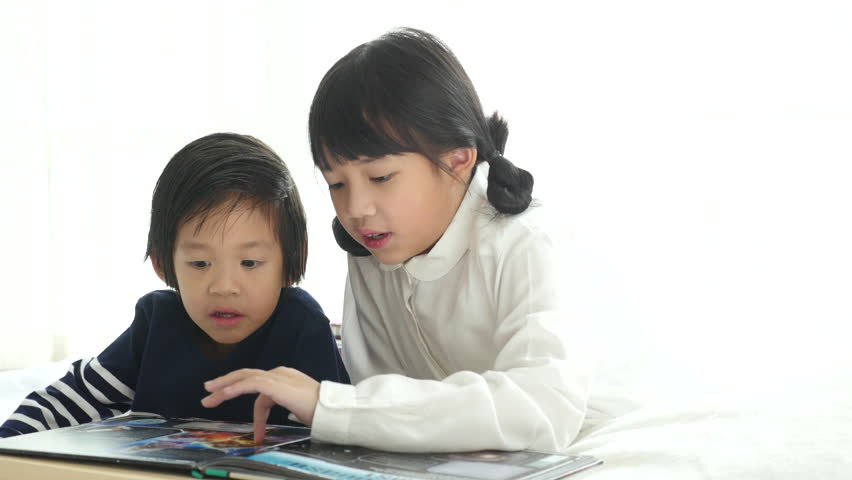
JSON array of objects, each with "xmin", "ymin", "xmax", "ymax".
[
  {"xmin": 151, "ymin": 256, "xmax": 167, "ymax": 283},
  {"xmin": 443, "ymin": 147, "xmax": 477, "ymax": 180}
]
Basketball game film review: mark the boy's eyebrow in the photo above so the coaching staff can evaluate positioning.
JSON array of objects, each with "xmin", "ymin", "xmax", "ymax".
[
  {"xmin": 178, "ymin": 241, "xmax": 209, "ymax": 251},
  {"xmin": 236, "ymin": 241, "xmax": 274, "ymax": 250},
  {"xmin": 178, "ymin": 240, "xmax": 274, "ymax": 251}
]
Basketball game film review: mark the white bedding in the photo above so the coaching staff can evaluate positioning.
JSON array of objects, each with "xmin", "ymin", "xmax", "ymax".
[
  {"xmin": 1, "ymin": 362, "xmax": 850, "ymax": 479},
  {"xmin": 568, "ymin": 379, "xmax": 852, "ymax": 479}
]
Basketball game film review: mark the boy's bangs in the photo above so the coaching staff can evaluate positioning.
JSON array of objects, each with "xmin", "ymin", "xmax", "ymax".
[{"xmin": 185, "ymin": 193, "xmax": 276, "ymax": 240}]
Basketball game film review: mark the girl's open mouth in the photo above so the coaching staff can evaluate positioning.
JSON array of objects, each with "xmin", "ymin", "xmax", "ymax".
[{"xmin": 363, "ymin": 232, "xmax": 392, "ymax": 249}]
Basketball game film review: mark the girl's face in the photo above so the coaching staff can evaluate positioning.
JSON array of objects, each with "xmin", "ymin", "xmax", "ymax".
[
  {"xmin": 322, "ymin": 151, "xmax": 471, "ymax": 265},
  {"xmin": 165, "ymin": 203, "xmax": 285, "ymax": 351}
]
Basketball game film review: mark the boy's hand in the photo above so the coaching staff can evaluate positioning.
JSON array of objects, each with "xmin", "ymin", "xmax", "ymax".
[{"xmin": 201, "ymin": 367, "xmax": 320, "ymax": 444}]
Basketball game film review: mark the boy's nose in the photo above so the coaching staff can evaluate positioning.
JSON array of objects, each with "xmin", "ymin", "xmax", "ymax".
[{"xmin": 209, "ymin": 266, "xmax": 239, "ymax": 296}]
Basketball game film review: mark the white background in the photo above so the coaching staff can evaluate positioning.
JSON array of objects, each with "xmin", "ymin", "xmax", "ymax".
[{"xmin": 1, "ymin": 0, "xmax": 850, "ymax": 401}]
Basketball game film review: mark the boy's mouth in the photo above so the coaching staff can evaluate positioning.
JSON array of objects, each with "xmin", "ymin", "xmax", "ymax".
[{"xmin": 210, "ymin": 309, "xmax": 244, "ymax": 327}]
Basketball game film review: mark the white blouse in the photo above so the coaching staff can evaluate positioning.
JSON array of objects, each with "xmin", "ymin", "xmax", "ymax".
[{"xmin": 311, "ymin": 163, "xmax": 591, "ymax": 453}]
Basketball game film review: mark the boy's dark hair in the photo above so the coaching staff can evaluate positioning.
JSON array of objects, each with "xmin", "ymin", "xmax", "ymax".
[
  {"xmin": 309, "ymin": 27, "xmax": 534, "ymax": 256},
  {"xmin": 145, "ymin": 133, "xmax": 308, "ymax": 288}
]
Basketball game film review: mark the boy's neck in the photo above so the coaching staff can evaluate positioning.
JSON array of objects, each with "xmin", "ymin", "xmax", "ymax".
[{"xmin": 195, "ymin": 330, "xmax": 237, "ymax": 359}]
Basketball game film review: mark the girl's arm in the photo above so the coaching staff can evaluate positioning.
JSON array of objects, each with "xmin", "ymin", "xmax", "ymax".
[{"xmin": 308, "ymin": 223, "xmax": 591, "ymax": 453}]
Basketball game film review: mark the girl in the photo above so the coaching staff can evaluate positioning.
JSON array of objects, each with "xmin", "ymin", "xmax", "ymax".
[{"xmin": 202, "ymin": 28, "xmax": 590, "ymax": 453}]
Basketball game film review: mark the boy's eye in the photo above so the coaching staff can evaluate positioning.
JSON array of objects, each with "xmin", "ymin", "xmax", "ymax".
[
  {"xmin": 328, "ymin": 182, "xmax": 343, "ymax": 191},
  {"xmin": 241, "ymin": 260, "xmax": 262, "ymax": 268},
  {"xmin": 371, "ymin": 173, "xmax": 394, "ymax": 183},
  {"xmin": 189, "ymin": 261, "xmax": 210, "ymax": 269}
]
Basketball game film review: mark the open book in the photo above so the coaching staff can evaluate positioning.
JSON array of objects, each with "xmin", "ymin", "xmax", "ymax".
[{"xmin": 0, "ymin": 413, "xmax": 602, "ymax": 479}]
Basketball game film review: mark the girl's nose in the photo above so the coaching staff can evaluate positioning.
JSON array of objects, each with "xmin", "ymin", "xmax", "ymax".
[{"xmin": 345, "ymin": 186, "xmax": 376, "ymax": 219}]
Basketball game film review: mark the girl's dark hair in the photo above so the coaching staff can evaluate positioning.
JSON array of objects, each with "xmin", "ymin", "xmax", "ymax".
[
  {"xmin": 309, "ymin": 27, "xmax": 534, "ymax": 256},
  {"xmin": 145, "ymin": 133, "xmax": 308, "ymax": 289}
]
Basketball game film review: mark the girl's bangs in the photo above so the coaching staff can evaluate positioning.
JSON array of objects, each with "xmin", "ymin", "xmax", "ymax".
[{"xmin": 310, "ymin": 63, "xmax": 423, "ymax": 170}]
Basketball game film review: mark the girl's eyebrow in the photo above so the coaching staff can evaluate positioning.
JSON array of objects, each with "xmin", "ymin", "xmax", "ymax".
[
  {"xmin": 355, "ymin": 154, "xmax": 399, "ymax": 165},
  {"xmin": 323, "ymin": 156, "xmax": 381, "ymax": 175}
]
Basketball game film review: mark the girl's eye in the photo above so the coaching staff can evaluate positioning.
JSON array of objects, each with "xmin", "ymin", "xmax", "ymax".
[
  {"xmin": 189, "ymin": 261, "xmax": 210, "ymax": 269},
  {"xmin": 371, "ymin": 173, "xmax": 394, "ymax": 183},
  {"xmin": 328, "ymin": 182, "xmax": 343, "ymax": 191},
  {"xmin": 241, "ymin": 260, "xmax": 262, "ymax": 268}
]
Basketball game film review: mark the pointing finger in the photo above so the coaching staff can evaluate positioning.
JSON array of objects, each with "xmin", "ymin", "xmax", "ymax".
[{"xmin": 253, "ymin": 394, "xmax": 274, "ymax": 444}]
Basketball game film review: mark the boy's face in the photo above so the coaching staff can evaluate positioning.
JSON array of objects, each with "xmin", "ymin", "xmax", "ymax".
[{"xmin": 171, "ymin": 203, "xmax": 285, "ymax": 347}]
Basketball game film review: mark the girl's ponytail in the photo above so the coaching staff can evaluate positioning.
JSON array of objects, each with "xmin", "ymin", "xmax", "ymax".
[{"xmin": 484, "ymin": 112, "xmax": 534, "ymax": 215}]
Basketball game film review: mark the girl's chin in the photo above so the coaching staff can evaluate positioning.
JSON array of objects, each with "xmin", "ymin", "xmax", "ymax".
[{"xmin": 371, "ymin": 249, "xmax": 411, "ymax": 266}]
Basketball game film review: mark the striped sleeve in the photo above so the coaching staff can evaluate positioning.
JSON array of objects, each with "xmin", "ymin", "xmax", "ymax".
[
  {"xmin": 0, "ymin": 295, "xmax": 150, "ymax": 438},
  {"xmin": 0, "ymin": 357, "xmax": 134, "ymax": 437}
]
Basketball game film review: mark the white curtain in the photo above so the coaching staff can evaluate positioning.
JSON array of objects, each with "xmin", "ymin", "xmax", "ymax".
[{"xmin": 1, "ymin": 1, "xmax": 850, "ymax": 403}]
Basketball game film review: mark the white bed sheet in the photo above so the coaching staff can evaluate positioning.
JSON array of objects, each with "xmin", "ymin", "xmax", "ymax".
[
  {"xmin": 1, "ymin": 362, "xmax": 850, "ymax": 479},
  {"xmin": 569, "ymin": 375, "xmax": 852, "ymax": 479}
]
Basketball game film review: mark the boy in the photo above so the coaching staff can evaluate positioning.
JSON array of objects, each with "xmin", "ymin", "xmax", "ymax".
[{"xmin": 0, "ymin": 133, "xmax": 348, "ymax": 437}]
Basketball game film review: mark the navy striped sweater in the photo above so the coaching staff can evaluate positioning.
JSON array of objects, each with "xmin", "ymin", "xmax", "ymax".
[{"xmin": 0, "ymin": 287, "xmax": 349, "ymax": 437}]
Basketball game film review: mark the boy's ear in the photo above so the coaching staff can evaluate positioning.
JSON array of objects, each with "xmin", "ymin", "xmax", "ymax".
[
  {"xmin": 150, "ymin": 256, "xmax": 167, "ymax": 283},
  {"xmin": 444, "ymin": 147, "xmax": 476, "ymax": 175}
]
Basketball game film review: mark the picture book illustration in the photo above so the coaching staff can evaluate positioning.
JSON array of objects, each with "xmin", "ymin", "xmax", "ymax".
[
  {"xmin": 0, "ymin": 414, "xmax": 602, "ymax": 479},
  {"xmin": 0, "ymin": 413, "xmax": 310, "ymax": 470}
]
